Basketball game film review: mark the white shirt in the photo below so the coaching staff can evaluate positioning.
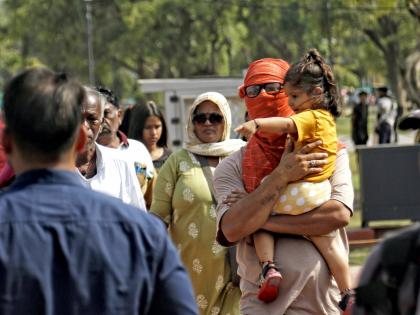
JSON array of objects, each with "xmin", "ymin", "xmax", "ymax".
[
  {"xmin": 78, "ymin": 144, "xmax": 146, "ymax": 210},
  {"xmin": 377, "ymin": 96, "xmax": 397, "ymax": 126},
  {"xmin": 119, "ymin": 139, "xmax": 155, "ymax": 181}
]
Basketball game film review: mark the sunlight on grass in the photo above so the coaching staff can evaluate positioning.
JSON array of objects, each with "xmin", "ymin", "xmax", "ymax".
[{"xmin": 350, "ymin": 248, "xmax": 372, "ymax": 266}]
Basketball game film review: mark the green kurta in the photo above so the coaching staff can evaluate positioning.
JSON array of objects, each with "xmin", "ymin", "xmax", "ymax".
[{"xmin": 150, "ymin": 149, "xmax": 241, "ymax": 315}]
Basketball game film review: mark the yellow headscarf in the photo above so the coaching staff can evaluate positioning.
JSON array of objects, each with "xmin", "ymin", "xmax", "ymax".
[{"xmin": 184, "ymin": 92, "xmax": 246, "ymax": 157}]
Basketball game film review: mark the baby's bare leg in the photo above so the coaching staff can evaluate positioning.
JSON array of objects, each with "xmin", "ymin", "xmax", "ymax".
[
  {"xmin": 310, "ymin": 234, "xmax": 352, "ymax": 293},
  {"xmin": 253, "ymin": 230, "xmax": 275, "ymax": 263}
]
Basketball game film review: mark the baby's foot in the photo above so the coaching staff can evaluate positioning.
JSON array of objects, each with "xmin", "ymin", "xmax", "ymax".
[{"xmin": 257, "ymin": 263, "xmax": 282, "ymax": 303}]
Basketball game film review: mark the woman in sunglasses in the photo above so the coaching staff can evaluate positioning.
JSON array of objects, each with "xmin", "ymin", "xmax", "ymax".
[{"xmin": 150, "ymin": 92, "xmax": 245, "ymax": 315}]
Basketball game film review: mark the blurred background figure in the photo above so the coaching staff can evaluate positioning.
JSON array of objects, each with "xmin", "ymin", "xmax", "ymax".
[
  {"xmin": 76, "ymin": 87, "xmax": 146, "ymax": 209},
  {"xmin": 150, "ymin": 92, "xmax": 245, "ymax": 315},
  {"xmin": 375, "ymin": 86, "xmax": 398, "ymax": 144},
  {"xmin": 352, "ymin": 90, "xmax": 369, "ymax": 145},
  {"xmin": 398, "ymin": 109, "xmax": 420, "ymax": 144},
  {"xmin": 95, "ymin": 87, "xmax": 155, "ymax": 209},
  {"xmin": 128, "ymin": 101, "xmax": 172, "ymax": 172},
  {"xmin": 119, "ymin": 105, "xmax": 133, "ymax": 136}
]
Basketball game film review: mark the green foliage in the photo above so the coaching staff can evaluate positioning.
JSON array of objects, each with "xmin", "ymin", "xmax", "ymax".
[{"xmin": 0, "ymin": 0, "xmax": 418, "ymax": 100}]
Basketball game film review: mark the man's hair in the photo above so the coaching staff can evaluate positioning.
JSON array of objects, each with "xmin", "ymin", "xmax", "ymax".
[
  {"xmin": 84, "ymin": 86, "xmax": 106, "ymax": 121},
  {"xmin": 2, "ymin": 67, "xmax": 85, "ymax": 161},
  {"xmin": 95, "ymin": 86, "xmax": 119, "ymax": 108},
  {"xmin": 377, "ymin": 86, "xmax": 388, "ymax": 94}
]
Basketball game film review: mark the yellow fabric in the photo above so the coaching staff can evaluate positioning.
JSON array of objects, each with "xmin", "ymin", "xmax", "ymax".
[
  {"xmin": 150, "ymin": 149, "xmax": 241, "ymax": 315},
  {"xmin": 290, "ymin": 109, "xmax": 337, "ymax": 182},
  {"xmin": 272, "ymin": 180, "xmax": 331, "ymax": 215}
]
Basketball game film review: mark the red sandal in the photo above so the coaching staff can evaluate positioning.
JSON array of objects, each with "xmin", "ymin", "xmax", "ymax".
[{"xmin": 257, "ymin": 262, "xmax": 283, "ymax": 303}]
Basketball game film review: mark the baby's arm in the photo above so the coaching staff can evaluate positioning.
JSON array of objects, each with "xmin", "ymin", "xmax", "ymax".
[{"xmin": 235, "ymin": 117, "xmax": 297, "ymax": 138}]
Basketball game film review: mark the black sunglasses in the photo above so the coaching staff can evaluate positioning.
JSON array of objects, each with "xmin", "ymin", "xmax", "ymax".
[
  {"xmin": 192, "ymin": 112, "xmax": 224, "ymax": 125},
  {"xmin": 245, "ymin": 82, "xmax": 284, "ymax": 98}
]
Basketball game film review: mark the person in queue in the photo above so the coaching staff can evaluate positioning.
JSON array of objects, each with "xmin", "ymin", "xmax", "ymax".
[
  {"xmin": 150, "ymin": 92, "xmax": 246, "ymax": 315},
  {"xmin": 375, "ymin": 86, "xmax": 397, "ymax": 144},
  {"xmin": 0, "ymin": 67, "xmax": 198, "ymax": 314},
  {"xmin": 76, "ymin": 87, "xmax": 146, "ymax": 209},
  {"xmin": 128, "ymin": 101, "xmax": 172, "ymax": 172},
  {"xmin": 214, "ymin": 57, "xmax": 353, "ymax": 314},
  {"xmin": 352, "ymin": 90, "xmax": 369, "ymax": 146},
  {"xmin": 95, "ymin": 87, "xmax": 155, "ymax": 209},
  {"xmin": 234, "ymin": 49, "xmax": 352, "ymax": 307}
]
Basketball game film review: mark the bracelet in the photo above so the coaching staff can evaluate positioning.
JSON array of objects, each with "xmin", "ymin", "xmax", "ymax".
[{"xmin": 253, "ymin": 119, "xmax": 260, "ymax": 130}]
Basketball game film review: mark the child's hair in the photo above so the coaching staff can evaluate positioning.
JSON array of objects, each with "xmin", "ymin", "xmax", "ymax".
[{"xmin": 285, "ymin": 48, "xmax": 341, "ymax": 117}]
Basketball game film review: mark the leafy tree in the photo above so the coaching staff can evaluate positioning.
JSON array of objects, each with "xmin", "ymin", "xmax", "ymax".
[{"xmin": 0, "ymin": 0, "xmax": 418, "ymax": 105}]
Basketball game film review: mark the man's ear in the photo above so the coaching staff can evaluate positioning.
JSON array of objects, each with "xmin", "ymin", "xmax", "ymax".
[
  {"xmin": 2, "ymin": 128, "xmax": 13, "ymax": 154},
  {"xmin": 75, "ymin": 125, "xmax": 87, "ymax": 153},
  {"xmin": 312, "ymin": 87, "xmax": 323, "ymax": 95}
]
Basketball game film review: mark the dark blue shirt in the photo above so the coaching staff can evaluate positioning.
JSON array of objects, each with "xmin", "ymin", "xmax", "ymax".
[{"xmin": 0, "ymin": 169, "xmax": 198, "ymax": 315}]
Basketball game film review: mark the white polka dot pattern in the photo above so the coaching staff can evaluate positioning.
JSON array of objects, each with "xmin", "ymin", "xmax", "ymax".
[{"xmin": 272, "ymin": 180, "xmax": 332, "ymax": 215}]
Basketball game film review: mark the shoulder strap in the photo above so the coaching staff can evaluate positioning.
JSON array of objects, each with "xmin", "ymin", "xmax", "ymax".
[{"xmin": 193, "ymin": 154, "xmax": 217, "ymax": 204}]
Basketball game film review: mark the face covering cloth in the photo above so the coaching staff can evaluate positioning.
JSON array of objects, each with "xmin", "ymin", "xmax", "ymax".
[{"xmin": 239, "ymin": 58, "xmax": 294, "ymax": 193}]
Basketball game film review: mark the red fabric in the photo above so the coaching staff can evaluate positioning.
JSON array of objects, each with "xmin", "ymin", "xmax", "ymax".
[
  {"xmin": 117, "ymin": 130, "xmax": 129, "ymax": 148},
  {"xmin": 0, "ymin": 163, "xmax": 15, "ymax": 188},
  {"xmin": 240, "ymin": 58, "xmax": 294, "ymax": 193}
]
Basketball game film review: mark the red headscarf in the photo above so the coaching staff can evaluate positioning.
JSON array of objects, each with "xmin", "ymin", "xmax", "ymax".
[{"xmin": 240, "ymin": 58, "xmax": 294, "ymax": 193}]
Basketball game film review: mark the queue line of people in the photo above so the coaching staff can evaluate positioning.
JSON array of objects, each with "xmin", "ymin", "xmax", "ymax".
[{"xmin": 0, "ymin": 49, "xmax": 358, "ymax": 315}]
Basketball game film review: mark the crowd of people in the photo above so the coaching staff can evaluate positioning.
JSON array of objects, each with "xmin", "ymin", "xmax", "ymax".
[{"xmin": 0, "ymin": 48, "xmax": 417, "ymax": 315}]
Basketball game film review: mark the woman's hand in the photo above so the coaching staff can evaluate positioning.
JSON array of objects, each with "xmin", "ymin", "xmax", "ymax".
[
  {"xmin": 222, "ymin": 189, "xmax": 248, "ymax": 207},
  {"xmin": 273, "ymin": 137, "xmax": 328, "ymax": 183}
]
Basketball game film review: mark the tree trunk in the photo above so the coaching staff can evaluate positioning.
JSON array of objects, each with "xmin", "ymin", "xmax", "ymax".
[
  {"xmin": 364, "ymin": 15, "xmax": 407, "ymax": 108},
  {"xmin": 403, "ymin": 50, "xmax": 420, "ymax": 108}
]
